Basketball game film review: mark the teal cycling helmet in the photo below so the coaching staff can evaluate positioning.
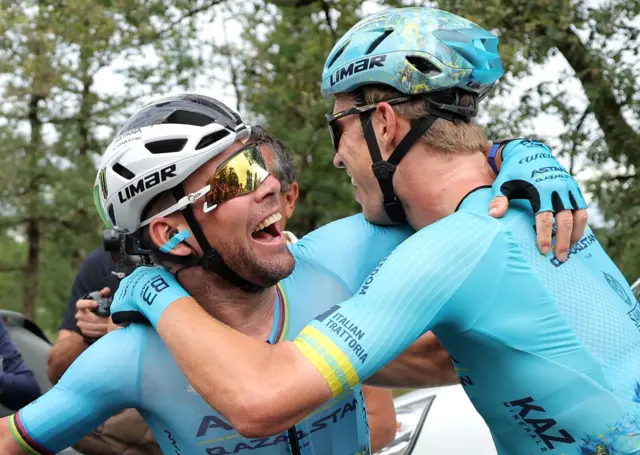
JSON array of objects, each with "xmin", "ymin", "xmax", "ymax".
[{"xmin": 322, "ymin": 7, "xmax": 504, "ymax": 222}]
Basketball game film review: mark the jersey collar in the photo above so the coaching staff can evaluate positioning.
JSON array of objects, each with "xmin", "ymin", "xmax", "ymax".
[
  {"xmin": 267, "ymin": 283, "xmax": 289, "ymax": 343},
  {"xmin": 455, "ymin": 185, "xmax": 492, "ymax": 212}
]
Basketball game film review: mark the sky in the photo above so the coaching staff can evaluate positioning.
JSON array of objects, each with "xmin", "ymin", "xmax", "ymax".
[{"xmin": 89, "ymin": 1, "xmax": 638, "ymax": 226}]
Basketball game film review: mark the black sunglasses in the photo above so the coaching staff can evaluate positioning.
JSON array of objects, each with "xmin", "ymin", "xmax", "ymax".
[{"xmin": 325, "ymin": 96, "xmax": 413, "ymax": 153}]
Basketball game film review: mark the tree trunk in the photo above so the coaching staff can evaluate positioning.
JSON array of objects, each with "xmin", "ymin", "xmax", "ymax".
[
  {"xmin": 22, "ymin": 219, "xmax": 40, "ymax": 321},
  {"xmin": 554, "ymin": 28, "xmax": 639, "ymax": 164},
  {"xmin": 78, "ymin": 19, "xmax": 93, "ymax": 157},
  {"xmin": 23, "ymin": 94, "xmax": 43, "ymax": 321}
]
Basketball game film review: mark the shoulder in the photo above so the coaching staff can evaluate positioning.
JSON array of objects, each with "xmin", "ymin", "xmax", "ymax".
[
  {"xmin": 352, "ymin": 211, "xmax": 505, "ymax": 306},
  {"xmin": 291, "ymin": 214, "xmax": 412, "ymax": 260},
  {"xmin": 92, "ymin": 323, "xmax": 149, "ymax": 354},
  {"xmin": 410, "ymin": 210, "xmax": 502, "ymax": 250},
  {"xmin": 55, "ymin": 324, "xmax": 149, "ymax": 392},
  {"xmin": 0, "ymin": 317, "xmax": 14, "ymax": 350},
  {"xmin": 364, "ymin": 212, "xmax": 503, "ymax": 283},
  {"xmin": 76, "ymin": 247, "xmax": 115, "ymax": 277},
  {"xmin": 72, "ymin": 247, "xmax": 118, "ymax": 292},
  {"xmin": 83, "ymin": 247, "xmax": 115, "ymax": 269}
]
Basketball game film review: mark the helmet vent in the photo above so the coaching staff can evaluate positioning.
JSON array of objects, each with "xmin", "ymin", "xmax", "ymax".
[
  {"xmin": 196, "ymin": 129, "xmax": 231, "ymax": 151},
  {"xmin": 327, "ymin": 42, "xmax": 349, "ymax": 69},
  {"xmin": 365, "ymin": 30, "xmax": 393, "ymax": 55},
  {"xmin": 145, "ymin": 138, "xmax": 188, "ymax": 154},
  {"xmin": 112, "ymin": 162, "xmax": 136, "ymax": 179},
  {"xmin": 107, "ymin": 204, "xmax": 116, "ymax": 226},
  {"xmin": 406, "ymin": 56, "xmax": 442, "ymax": 77},
  {"xmin": 165, "ymin": 110, "xmax": 215, "ymax": 127}
]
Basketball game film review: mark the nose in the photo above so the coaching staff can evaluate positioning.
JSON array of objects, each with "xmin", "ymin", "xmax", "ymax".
[
  {"xmin": 253, "ymin": 175, "xmax": 281, "ymax": 202},
  {"xmin": 333, "ymin": 152, "xmax": 345, "ymax": 169}
]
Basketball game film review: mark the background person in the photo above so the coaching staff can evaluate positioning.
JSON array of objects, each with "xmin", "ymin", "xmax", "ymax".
[{"xmin": 0, "ymin": 317, "xmax": 40, "ymax": 412}]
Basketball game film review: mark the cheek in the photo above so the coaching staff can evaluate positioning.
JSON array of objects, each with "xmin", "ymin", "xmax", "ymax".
[
  {"xmin": 277, "ymin": 193, "xmax": 288, "ymax": 212},
  {"xmin": 201, "ymin": 201, "xmax": 248, "ymax": 239}
]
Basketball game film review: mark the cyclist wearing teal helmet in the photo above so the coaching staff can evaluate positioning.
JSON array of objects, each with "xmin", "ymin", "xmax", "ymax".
[{"xmin": 321, "ymin": 7, "xmax": 504, "ymax": 223}]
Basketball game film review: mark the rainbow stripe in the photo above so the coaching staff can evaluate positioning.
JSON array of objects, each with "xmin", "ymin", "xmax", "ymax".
[
  {"xmin": 9, "ymin": 413, "xmax": 54, "ymax": 455},
  {"xmin": 293, "ymin": 326, "xmax": 359, "ymax": 397},
  {"xmin": 275, "ymin": 283, "xmax": 290, "ymax": 342}
]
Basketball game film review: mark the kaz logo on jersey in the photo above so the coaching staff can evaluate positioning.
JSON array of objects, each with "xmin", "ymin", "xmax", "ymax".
[{"xmin": 504, "ymin": 397, "xmax": 575, "ymax": 451}]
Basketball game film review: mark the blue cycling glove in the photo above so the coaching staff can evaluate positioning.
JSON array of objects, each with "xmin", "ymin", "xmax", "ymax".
[
  {"xmin": 111, "ymin": 266, "xmax": 190, "ymax": 328},
  {"xmin": 490, "ymin": 139, "xmax": 587, "ymax": 214}
]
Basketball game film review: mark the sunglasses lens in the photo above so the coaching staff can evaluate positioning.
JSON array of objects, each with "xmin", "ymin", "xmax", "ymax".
[
  {"xmin": 205, "ymin": 145, "xmax": 270, "ymax": 208},
  {"xmin": 328, "ymin": 121, "xmax": 342, "ymax": 153}
]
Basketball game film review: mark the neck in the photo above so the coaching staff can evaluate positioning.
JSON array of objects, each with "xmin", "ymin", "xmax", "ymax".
[
  {"xmin": 172, "ymin": 267, "xmax": 277, "ymax": 341},
  {"xmin": 396, "ymin": 147, "xmax": 496, "ymax": 230}
]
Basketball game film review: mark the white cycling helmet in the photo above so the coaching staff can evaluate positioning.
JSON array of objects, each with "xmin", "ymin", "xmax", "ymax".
[
  {"xmin": 94, "ymin": 93, "xmax": 249, "ymax": 234},
  {"xmin": 94, "ymin": 93, "xmax": 265, "ymax": 292}
]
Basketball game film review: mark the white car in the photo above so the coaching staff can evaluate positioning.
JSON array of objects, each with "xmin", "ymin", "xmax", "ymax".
[
  {"xmin": 632, "ymin": 277, "xmax": 640, "ymax": 299},
  {"xmin": 376, "ymin": 386, "xmax": 496, "ymax": 455}
]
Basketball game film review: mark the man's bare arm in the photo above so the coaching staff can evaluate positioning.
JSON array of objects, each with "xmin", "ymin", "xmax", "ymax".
[
  {"xmin": 47, "ymin": 330, "xmax": 87, "ymax": 384},
  {"xmin": 0, "ymin": 417, "xmax": 31, "ymax": 455},
  {"xmin": 362, "ymin": 386, "xmax": 397, "ymax": 453},
  {"xmin": 366, "ymin": 332, "xmax": 458, "ymax": 388},
  {"xmin": 156, "ymin": 298, "xmax": 333, "ymax": 437}
]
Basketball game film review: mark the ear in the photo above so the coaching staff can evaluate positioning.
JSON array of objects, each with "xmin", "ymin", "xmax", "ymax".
[
  {"xmin": 148, "ymin": 217, "xmax": 193, "ymax": 257},
  {"xmin": 283, "ymin": 182, "xmax": 299, "ymax": 220},
  {"xmin": 373, "ymin": 102, "xmax": 402, "ymax": 160}
]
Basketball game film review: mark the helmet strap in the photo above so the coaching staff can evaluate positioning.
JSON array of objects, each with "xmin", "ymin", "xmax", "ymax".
[
  {"xmin": 360, "ymin": 112, "xmax": 437, "ymax": 223},
  {"xmin": 160, "ymin": 185, "xmax": 265, "ymax": 293}
]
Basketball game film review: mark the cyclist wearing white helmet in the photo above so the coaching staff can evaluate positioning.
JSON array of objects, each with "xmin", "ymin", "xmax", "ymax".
[
  {"xmin": 0, "ymin": 93, "xmax": 419, "ymax": 455},
  {"xmin": 99, "ymin": 8, "xmax": 638, "ymax": 455}
]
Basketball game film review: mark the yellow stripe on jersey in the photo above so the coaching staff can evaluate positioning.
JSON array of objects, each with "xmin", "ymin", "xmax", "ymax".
[
  {"xmin": 295, "ymin": 330, "xmax": 351, "ymax": 393},
  {"xmin": 293, "ymin": 338, "xmax": 346, "ymax": 396},
  {"xmin": 294, "ymin": 326, "xmax": 360, "ymax": 396},
  {"xmin": 302, "ymin": 327, "xmax": 360, "ymax": 388}
]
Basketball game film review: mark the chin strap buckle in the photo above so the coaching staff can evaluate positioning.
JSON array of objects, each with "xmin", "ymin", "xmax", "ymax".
[{"xmin": 372, "ymin": 160, "xmax": 396, "ymax": 180}]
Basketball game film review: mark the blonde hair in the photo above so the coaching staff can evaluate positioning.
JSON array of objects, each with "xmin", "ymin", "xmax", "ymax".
[{"xmin": 359, "ymin": 85, "xmax": 488, "ymax": 156}]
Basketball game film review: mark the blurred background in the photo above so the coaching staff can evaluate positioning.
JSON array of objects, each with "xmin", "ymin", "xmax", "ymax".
[{"xmin": 0, "ymin": 0, "xmax": 638, "ymax": 337}]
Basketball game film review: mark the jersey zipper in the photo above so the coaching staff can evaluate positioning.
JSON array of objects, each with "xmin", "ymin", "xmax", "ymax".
[
  {"xmin": 287, "ymin": 427, "xmax": 302, "ymax": 455},
  {"xmin": 267, "ymin": 287, "xmax": 301, "ymax": 454}
]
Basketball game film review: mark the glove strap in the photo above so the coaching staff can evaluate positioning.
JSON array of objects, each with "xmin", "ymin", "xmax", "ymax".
[{"xmin": 488, "ymin": 143, "xmax": 502, "ymax": 175}]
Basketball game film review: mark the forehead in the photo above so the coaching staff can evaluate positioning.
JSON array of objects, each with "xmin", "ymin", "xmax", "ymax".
[
  {"xmin": 333, "ymin": 93, "xmax": 357, "ymax": 114},
  {"xmin": 259, "ymin": 143, "xmax": 275, "ymax": 174}
]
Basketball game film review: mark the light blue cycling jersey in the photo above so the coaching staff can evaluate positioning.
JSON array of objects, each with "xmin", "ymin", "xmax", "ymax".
[
  {"xmin": 295, "ymin": 187, "xmax": 640, "ymax": 455},
  {"xmin": 10, "ymin": 215, "xmax": 412, "ymax": 455}
]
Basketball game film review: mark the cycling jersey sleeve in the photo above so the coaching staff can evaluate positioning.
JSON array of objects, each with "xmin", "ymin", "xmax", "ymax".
[
  {"xmin": 291, "ymin": 214, "xmax": 413, "ymax": 294},
  {"xmin": 293, "ymin": 211, "xmax": 501, "ymax": 396},
  {"xmin": 9, "ymin": 326, "xmax": 143, "ymax": 455}
]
